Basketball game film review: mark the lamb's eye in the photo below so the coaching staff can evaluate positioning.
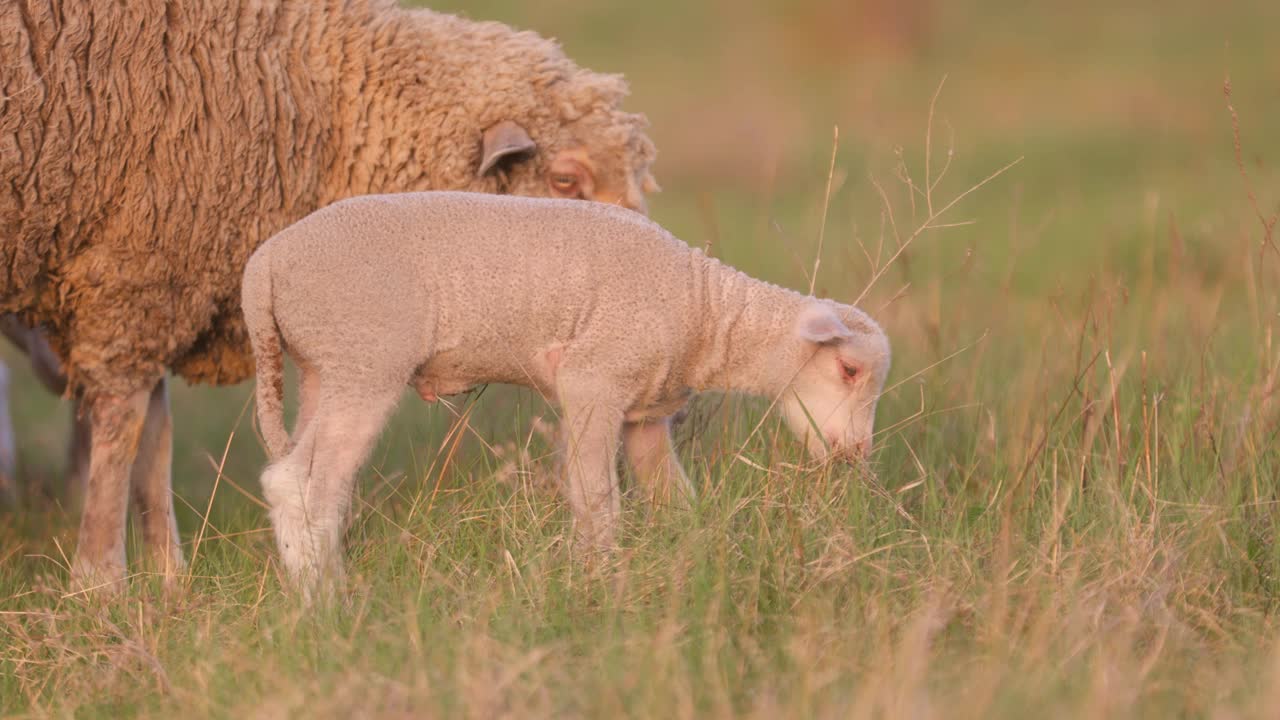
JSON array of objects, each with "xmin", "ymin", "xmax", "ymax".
[
  {"xmin": 551, "ymin": 175, "xmax": 578, "ymax": 192},
  {"xmin": 840, "ymin": 363, "xmax": 859, "ymax": 381}
]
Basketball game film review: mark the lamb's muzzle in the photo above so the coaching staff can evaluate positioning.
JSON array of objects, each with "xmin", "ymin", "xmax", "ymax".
[{"xmin": 242, "ymin": 191, "xmax": 891, "ymax": 595}]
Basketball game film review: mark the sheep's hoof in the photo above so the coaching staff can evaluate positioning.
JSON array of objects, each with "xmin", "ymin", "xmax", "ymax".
[
  {"xmin": 67, "ymin": 557, "xmax": 128, "ymax": 600},
  {"xmin": 141, "ymin": 549, "xmax": 189, "ymax": 594},
  {"xmin": 143, "ymin": 538, "xmax": 187, "ymax": 573}
]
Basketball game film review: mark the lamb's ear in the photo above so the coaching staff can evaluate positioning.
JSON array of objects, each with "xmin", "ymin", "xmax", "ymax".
[
  {"xmin": 479, "ymin": 121, "xmax": 536, "ymax": 176},
  {"xmin": 796, "ymin": 304, "xmax": 853, "ymax": 344}
]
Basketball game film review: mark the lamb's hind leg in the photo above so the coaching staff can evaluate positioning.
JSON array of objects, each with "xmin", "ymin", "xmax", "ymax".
[
  {"xmin": 294, "ymin": 363, "xmax": 322, "ymax": 440},
  {"xmin": 260, "ymin": 421, "xmax": 319, "ymax": 589},
  {"xmin": 262, "ymin": 381, "xmax": 401, "ymax": 599},
  {"xmin": 259, "ymin": 364, "xmax": 323, "ymax": 580}
]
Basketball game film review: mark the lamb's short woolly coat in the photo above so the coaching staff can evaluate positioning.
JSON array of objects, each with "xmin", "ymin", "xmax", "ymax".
[
  {"xmin": 246, "ymin": 194, "xmax": 881, "ymax": 445},
  {"xmin": 242, "ymin": 193, "xmax": 890, "ymax": 587},
  {"xmin": 0, "ymin": 0, "xmax": 656, "ymax": 402}
]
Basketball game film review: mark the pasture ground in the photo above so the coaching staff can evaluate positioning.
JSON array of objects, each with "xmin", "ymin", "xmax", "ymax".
[{"xmin": 3, "ymin": 1, "xmax": 1280, "ymax": 716}]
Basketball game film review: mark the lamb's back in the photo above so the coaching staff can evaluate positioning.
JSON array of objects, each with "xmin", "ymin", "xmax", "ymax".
[
  {"xmin": 270, "ymin": 193, "xmax": 707, "ymax": 379},
  {"xmin": 373, "ymin": 193, "xmax": 702, "ymax": 336},
  {"xmin": 412, "ymin": 193, "xmax": 710, "ymax": 393}
]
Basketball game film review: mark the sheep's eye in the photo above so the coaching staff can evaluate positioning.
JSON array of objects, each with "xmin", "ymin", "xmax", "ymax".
[
  {"xmin": 551, "ymin": 174, "xmax": 578, "ymax": 192},
  {"xmin": 840, "ymin": 363, "xmax": 859, "ymax": 381}
]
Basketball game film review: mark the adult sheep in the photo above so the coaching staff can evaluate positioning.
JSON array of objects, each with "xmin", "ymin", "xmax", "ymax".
[{"xmin": 0, "ymin": 0, "xmax": 659, "ymax": 591}]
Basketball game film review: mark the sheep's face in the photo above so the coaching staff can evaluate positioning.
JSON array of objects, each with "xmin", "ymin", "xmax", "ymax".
[
  {"xmin": 543, "ymin": 146, "xmax": 659, "ymax": 215},
  {"xmin": 779, "ymin": 303, "xmax": 891, "ymax": 463},
  {"xmin": 541, "ymin": 106, "xmax": 659, "ymax": 214},
  {"xmin": 478, "ymin": 110, "xmax": 659, "ymax": 214}
]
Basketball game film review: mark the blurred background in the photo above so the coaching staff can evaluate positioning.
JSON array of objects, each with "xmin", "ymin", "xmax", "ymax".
[{"xmin": 2, "ymin": 0, "xmax": 1278, "ymax": 539}]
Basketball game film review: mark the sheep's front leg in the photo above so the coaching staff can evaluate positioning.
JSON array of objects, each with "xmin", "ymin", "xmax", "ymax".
[
  {"xmin": 558, "ymin": 388, "xmax": 625, "ymax": 549},
  {"xmin": 623, "ymin": 417, "xmax": 695, "ymax": 508},
  {"xmin": 66, "ymin": 411, "xmax": 92, "ymax": 510},
  {"xmin": 22, "ymin": 322, "xmax": 70, "ymax": 395},
  {"xmin": 0, "ymin": 317, "xmax": 70, "ymax": 508},
  {"xmin": 129, "ymin": 378, "xmax": 184, "ymax": 579},
  {"xmin": 22, "ymin": 328, "xmax": 92, "ymax": 507},
  {"xmin": 71, "ymin": 386, "xmax": 153, "ymax": 594},
  {"xmin": 0, "ymin": 362, "xmax": 16, "ymax": 508},
  {"xmin": 0, "ymin": 316, "xmax": 90, "ymax": 506}
]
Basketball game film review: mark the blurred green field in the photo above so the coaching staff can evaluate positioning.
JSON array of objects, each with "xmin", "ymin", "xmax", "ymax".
[{"xmin": 3, "ymin": 1, "xmax": 1280, "ymax": 717}]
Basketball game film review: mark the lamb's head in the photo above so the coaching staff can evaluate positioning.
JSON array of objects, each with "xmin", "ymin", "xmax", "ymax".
[
  {"xmin": 778, "ymin": 302, "xmax": 891, "ymax": 463},
  {"xmin": 477, "ymin": 73, "xmax": 659, "ymax": 214}
]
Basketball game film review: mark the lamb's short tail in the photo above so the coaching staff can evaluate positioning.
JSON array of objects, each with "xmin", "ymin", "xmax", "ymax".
[{"xmin": 241, "ymin": 248, "xmax": 290, "ymax": 462}]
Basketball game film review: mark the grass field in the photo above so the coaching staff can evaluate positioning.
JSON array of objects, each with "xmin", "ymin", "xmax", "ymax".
[{"xmin": 3, "ymin": 0, "xmax": 1280, "ymax": 716}]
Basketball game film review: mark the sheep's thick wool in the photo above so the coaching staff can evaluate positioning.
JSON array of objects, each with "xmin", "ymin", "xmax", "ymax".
[{"xmin": 0, "ymin": 0, "xmax": 657, "ymax": 402}]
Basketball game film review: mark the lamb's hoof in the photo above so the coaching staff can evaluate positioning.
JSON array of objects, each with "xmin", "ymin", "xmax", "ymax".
[
  {"xmin": 281, "ymin": 560, "xmax": 349, "ymax": 608},
  {"xmin": 571, "ymin": 530, "xmax": 620, "ymax": 572},
  {"xmin": 304, "ymin": 581, "xmax": 354, "ymax": 611}
]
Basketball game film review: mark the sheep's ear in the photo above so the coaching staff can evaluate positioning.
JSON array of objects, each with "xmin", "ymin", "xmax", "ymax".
[
  {"xmin": 479, "ymin": 121, "xmax": 536, "ymax": 176},
  {"xmin": 796, "ymin": 304, "xmax": 852, "ymax": 344}
]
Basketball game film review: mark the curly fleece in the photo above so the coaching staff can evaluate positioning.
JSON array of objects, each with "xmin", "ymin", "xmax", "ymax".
[{"xmin": 0, "ymin": 0, "xmax": 657, "ymax": 402}]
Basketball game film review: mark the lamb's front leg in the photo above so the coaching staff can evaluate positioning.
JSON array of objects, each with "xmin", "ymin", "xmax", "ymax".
[
  {"xmin": 558, "ymin": 386, "xmax": 625, "ymax": 549},
  {"xmin": 623, "ymin": 416, "xmax": 695, "ymax": 509}
]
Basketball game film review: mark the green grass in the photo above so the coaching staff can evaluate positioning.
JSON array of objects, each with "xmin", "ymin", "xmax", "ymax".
[{"xmin": 3, "ymin": 0, "xmax": 1280, "ymax": 716}]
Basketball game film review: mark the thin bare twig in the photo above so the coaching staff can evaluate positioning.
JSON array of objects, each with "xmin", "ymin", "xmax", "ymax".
[
  {"xmin": 809, "ymin": 126, "xmax": 840, "ymax": 295},
  {"xmin": 924, "ymin": 74, "xmax": 948, "ymax": 216},
  {"xmin": 1224, "ymin": 73, "xmax": 1278, "ymax": 256},
  {"xmin": 190, "ymin": 390, "xmax": 254, "ymax": 571},
  {"xmin": 857, "ymin": 156, "xmax": 1024, "ymax": 308}
]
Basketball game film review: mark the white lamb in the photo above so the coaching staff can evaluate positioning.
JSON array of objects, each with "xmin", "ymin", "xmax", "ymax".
[{"xmin": 241, "ymin": 192, "xmax": 891, "ymax": 591}]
